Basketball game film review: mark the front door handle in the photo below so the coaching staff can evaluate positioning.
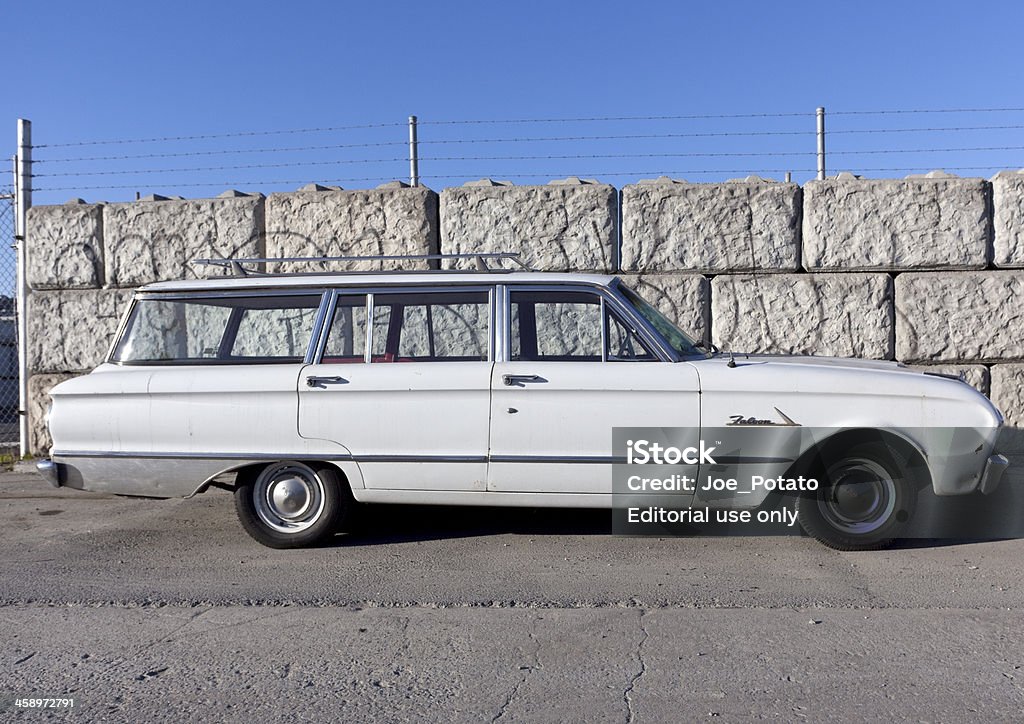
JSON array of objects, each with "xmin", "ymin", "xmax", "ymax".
[
  {"xmin": 306, "ymin": 375, "xmax": 348, "ymax": 388},
  {"xmin": 502, "ymin": 374, "xmax": 544, "ymax": 387}
]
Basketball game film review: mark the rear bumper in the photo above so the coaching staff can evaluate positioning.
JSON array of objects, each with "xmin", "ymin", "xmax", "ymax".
[
  {"xmin": 36, "ymin": 458, "xmax": 63, "ymax": 488},
  {"xmin": 979, "ymin": 454, "xmax": 1010, "ymax": 495}
]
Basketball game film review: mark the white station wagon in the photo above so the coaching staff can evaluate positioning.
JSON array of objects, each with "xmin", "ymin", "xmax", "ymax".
[{"xmin": 37, "ymin": 254, "xmax": 1009, "ymax": 550}]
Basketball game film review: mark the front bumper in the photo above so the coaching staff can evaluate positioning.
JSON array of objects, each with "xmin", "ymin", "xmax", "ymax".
[
  {"xmin": 979, "ymin": 453, "xmax": 1010, "ymax": 495},
  {"xmin": 36, "ymin": 458, "xmax": 63, "ymax": 488}
]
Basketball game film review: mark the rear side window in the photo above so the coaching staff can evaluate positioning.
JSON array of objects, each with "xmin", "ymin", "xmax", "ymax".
[
  {"xmin": 319, "ymin": 290, "xmax": 491, "ymax": 362},
  {"xmin": 371, "ymin": 291, "xmax": 490, "ymax": 362},
  {"xmin": 111, "ymin": 294, "xmax": 324, "ymax": 364}
]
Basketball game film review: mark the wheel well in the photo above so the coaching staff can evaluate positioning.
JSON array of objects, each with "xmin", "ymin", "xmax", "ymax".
[
  {"xmin": 201, "ymin": 460, "xmax": 352, "ymax": 494},
  {"xmin": 786, "ymin": 428, "xmax": 932, "ymax": 491}
]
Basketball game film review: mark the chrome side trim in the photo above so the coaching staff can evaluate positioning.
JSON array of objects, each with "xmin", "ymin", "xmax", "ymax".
[
  {"xmin": 53, "ymin": 450, "xmax": 487, "ymax": 464},
  {"xmin": 708, "ymin": 456, "xmax": 796, "ymax": 465},
  {"xmin": 54, "ymin": 450, "xmax": 352, "ymax": 461},
  {"xmin": 356, "ymin": 455, "xmax": 488, "ymax": 464},
  {"xmin": 490, "ymin": 455, "xmax": 628, "ymax": 464},
  {"xmin": 52, "ymin": 449, "xmax": 794, "ymax": 467}
]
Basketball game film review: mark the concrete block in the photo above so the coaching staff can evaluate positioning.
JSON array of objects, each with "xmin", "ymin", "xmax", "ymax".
[
  {"xmin": 802, "ymin": 176, "xmax": 989, "ymax": 270},
  {"xmin": 907, "ymin": 364, "xmax": 990, "ymax": 396},
  {"xmin": 621, "ymin": 178, "xmax": 801, "ymax": 273},
  {"xmin": 29, "ymin": 373, "xmax": 78, "ymax": 456},
  {"xmin": 991, "ymin": 364, "xmax": 1024, "ymax": 454},
  {"xmin": 618, "ymin": 273, "xmax": 710, "ymax": 345},
  {"xmin": 27, "ymin": 289, "xmax": 133, "ymax": 373},
  {"xmin": 104, "ymin": 195, "xmax": 265, "ymax": 287},
  {"xmin": 440, "ymin": 180, "xmax": 616, "ymax": 271},
  {"xmin": 265, "ymin": 186, "xmax": 438, "ymax": 272},
  {"xmin": 26, "ymin": 202, "xmax": 104, "ymax": 289},
  {"xmin": 896, "ymin": 272, "xmax": 1024, "ymax": 362},
  {"xmin": 712, "ymin": 273, "xmax": 893, "ymax": 359},
  {"xmin": 992, "ymin": 171, "xmax": 1024, "ymax": 267}
]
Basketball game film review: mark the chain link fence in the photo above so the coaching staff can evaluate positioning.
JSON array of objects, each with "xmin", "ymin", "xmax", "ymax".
[{"xmin": 0, "ymin": 186, "xmax": 18, "ymax": 450}]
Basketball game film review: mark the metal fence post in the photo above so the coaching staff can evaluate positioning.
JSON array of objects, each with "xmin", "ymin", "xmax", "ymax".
[
  {"xmin": 816, "ymin": 107, "xmax": 826, "ymax": 181},
  {"xmin": 408, "ymin": 115, "xmax": 419, "ymax": 187},
  {"xmin": 15, "ymin": 119, "xmax": 31, "ymax": 458}
]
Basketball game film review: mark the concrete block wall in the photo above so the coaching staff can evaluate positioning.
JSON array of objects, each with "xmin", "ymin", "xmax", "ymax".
[{"xmin": 22, "ymin": 170, "xmax": 1024, "ymax": 458}]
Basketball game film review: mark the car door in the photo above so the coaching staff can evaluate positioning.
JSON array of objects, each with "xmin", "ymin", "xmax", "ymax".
[
  {"xmin": 297, "ymin": 287, "xmax": 494, "ymax": 492},
  {"xmin": 487, "ymin": 285, "xmax": 701, "ymax": 495}
]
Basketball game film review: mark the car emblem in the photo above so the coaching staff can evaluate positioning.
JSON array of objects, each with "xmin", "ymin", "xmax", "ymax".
[{"xmin": 727, "ymin": 407, "xmax": 801, "ymax": 426}]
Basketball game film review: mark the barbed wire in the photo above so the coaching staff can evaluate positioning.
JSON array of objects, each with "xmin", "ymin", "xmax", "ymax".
[
  {"xmin": 419, "ymin": 112, "xmax": 810, "ymax": 124},
  {"xmin": 423, "ymin": 108, "xmax": 1024, "ymax": 124},
  {"xmin": 34, "ymin": 107, "xmax": 1024, "ymax": 149},
  {"xmin": 24, "ymin": 106, "xmax": 1024, "ymax": 198},
  {"xmin": 33, "ymin": 146, "xmax": 1024, "ymax": 179},
  {"xmin": 33, "ymin": 164, "xmax": 1024, "ymax": 193},
  {"xmin": 830, "ymin": 107, "xmax": 1024, "ymax": 116},
  {"xmin": 36, "ymin": 131, "xmax": 1024, "ymax": 167},
  {"xmin": 830, "ymin": 124, "xmax": 1024, "ymax": 134},
  {"xmin": 417, "ymin": 166, "xmax": 1024, "ymax": 179},
  {"xmin": 34, "ymin": 158, "xmax": 409, "ymax": 178},
  {"xmin": 34, "ymin": 122, "xmax": 407, "ymax": 149},
  {"xmin": 35, "ymin": 141, "xmax": 409, "ymax": 164},
  {"xmin": 31, "ymin": 176, "xmax": 398, "ymax": 192}
]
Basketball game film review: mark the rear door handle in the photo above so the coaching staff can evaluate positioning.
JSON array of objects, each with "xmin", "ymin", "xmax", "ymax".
[
  {"xmin": 502, "ymin": 374, "xmax": 544, "ymax": 387},
  {"xmin": 306, "ymin": 375, "xmax": 348, "ymax": 388}
]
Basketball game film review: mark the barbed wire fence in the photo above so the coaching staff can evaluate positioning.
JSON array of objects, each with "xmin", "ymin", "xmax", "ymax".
[{"xmin": 24, "ymin": 106, "xmax": 1024, "ymax": 204}]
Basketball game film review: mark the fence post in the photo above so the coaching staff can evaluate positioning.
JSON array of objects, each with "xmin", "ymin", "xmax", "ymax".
[
  {"xmin": 15, "ymin": 119, "xmax": 31, "ymax": 458},
  {"xmin": 816, "ymin": 106, "xmax": 826, "ymax": 181},
  {"xmin": 408, "ymin": 115, "xmax": 419, "ymax": 187}
]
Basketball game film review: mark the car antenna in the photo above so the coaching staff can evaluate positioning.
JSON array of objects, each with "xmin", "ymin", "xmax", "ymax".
[{"xmin": 727, "ymin": 351, "xmax": 737, "ymax": 368}]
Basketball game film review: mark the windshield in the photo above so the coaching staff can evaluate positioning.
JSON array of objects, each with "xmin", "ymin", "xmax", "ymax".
[{"xmin": 616, "ymin": 282, "xmax": 708, "ymax": 359}]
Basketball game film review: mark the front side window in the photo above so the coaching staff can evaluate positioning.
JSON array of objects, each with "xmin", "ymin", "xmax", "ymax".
[
  {"xmin": 617, "ymin": 282, "xmax": 705, "ymax": 358},
  {"xmin": 111, "ymin": 294, "xmax": 324, "ymax": 364},
  {"xmin": 510, "ymin": 289, "xmax": 656, "ymax": 362}
]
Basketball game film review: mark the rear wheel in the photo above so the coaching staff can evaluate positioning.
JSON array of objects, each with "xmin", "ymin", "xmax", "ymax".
[
  {"xmin": 234, "ymin": 461, "xmax": 350, "ymax": 548},
  {"xmin": 797, "ymin": 441, "xmax": 919, "ymax": 551}
]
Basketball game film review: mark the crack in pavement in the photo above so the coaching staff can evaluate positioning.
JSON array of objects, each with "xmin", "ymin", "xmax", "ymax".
[
  {"xmin": 491, "ymin": 614, "xmax": 543, "ymax": 722},
  {"xmin": 623, "ymin": 609, "xmax": 649, "ymax": 724}
]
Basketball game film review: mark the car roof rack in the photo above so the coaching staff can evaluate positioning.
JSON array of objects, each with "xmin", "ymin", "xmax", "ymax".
[{"xmin": 191, "ymin": 252, "xmax": 534, "ymax": 277}]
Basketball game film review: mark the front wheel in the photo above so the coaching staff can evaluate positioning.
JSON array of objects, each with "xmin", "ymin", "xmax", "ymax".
[
  {"xmin": 234, "ymin": 461, "xmax": 350, "ymax": 548},
  {"xmin": 797, "ymin": 441, "xmax": 919, "ymax": 551}
]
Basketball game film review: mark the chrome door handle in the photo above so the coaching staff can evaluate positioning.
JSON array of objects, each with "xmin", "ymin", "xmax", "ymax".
[
  {"xmin": 502, "ymin": 374, "xmax": 543, "ymax": 387},
  {"xmin": 306, "ymin": 375, "xmax": 348, "ymax": 387}
]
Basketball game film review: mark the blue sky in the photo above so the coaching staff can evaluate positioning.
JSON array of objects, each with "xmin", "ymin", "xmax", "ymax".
[{"xmin": 6, "ymin": 1, "xmax": 1024, "ymax": 204}]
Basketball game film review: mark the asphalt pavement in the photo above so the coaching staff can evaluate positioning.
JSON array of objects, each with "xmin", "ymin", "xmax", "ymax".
[{"xmin": 2, "ymin": 471, "xmax": 1023, "ymax": 722}]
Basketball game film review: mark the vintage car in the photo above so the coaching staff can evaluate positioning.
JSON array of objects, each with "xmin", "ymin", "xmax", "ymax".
[{"xmin": 37, "ymin": 254, "xmax": 1009, "ymax": 550}]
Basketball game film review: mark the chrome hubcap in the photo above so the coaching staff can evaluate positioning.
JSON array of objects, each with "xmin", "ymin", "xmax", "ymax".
[
  {"xmin": 253, "ymin": 463, "xmax": 326, "ymax": 534},
  {"xmin": 819, "ymin": 457, "xmax": 897, "ymax": 535},
  {"xmin": 270, "ymin": 476, "xmax": 313, "ymax": 519}
]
